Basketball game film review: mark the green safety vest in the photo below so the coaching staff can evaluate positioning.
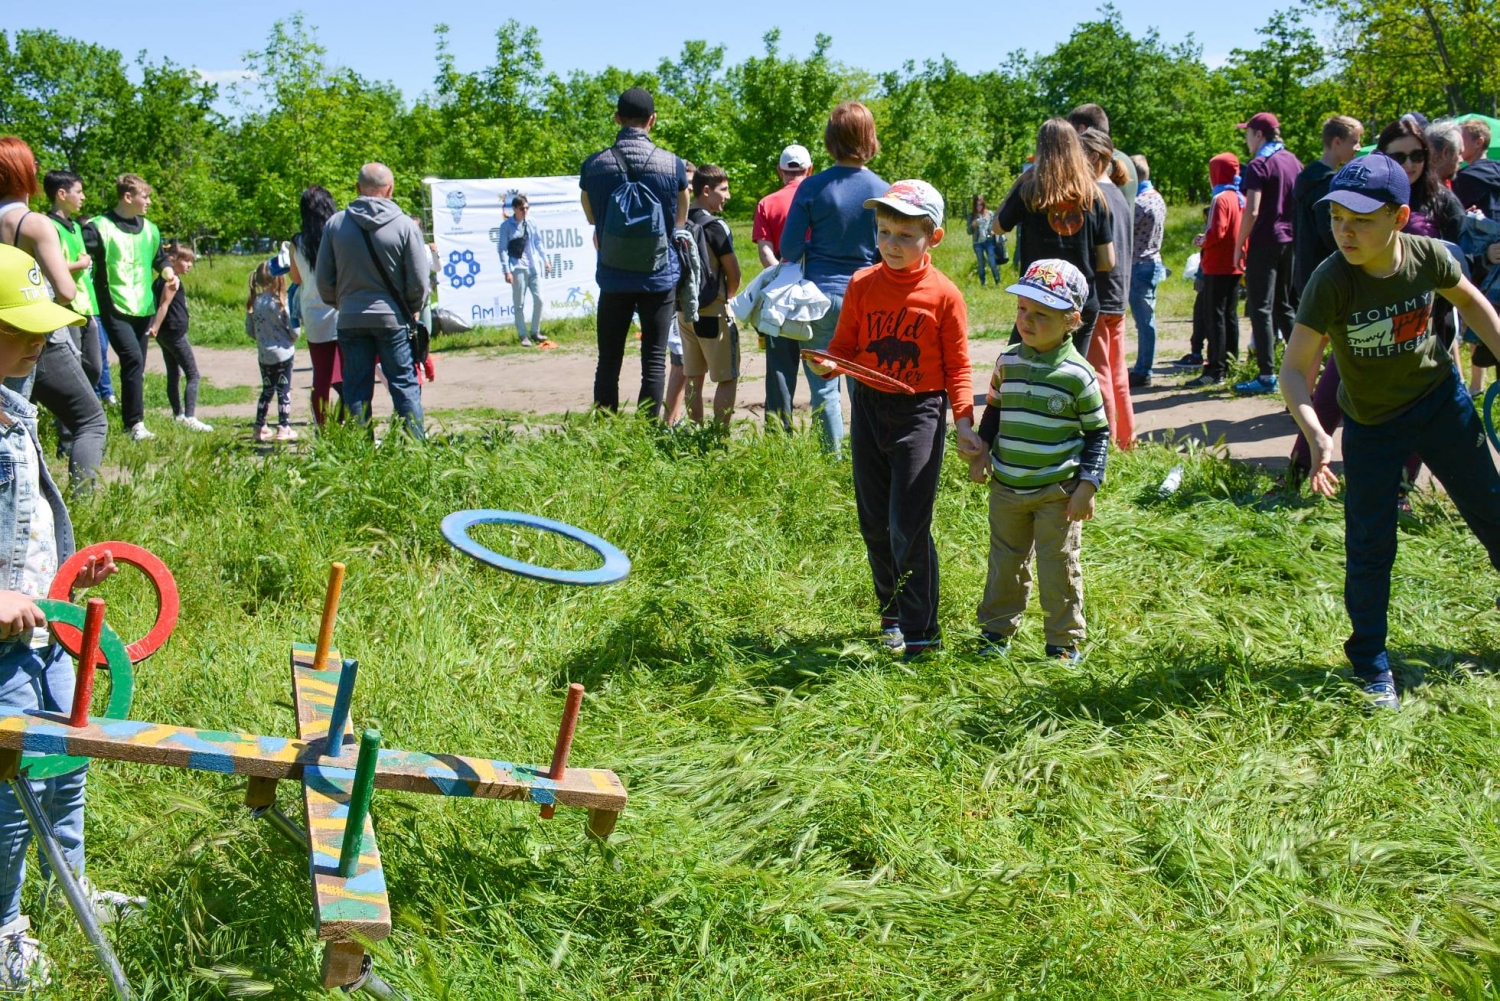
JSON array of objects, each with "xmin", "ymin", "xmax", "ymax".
[
  {"xmin": 49, "ymin": 215, "xmax": 96, "ymax": 316},
  {"xmin": 92, "ymin": 214, "xmax": 161, "ymax": 317}
]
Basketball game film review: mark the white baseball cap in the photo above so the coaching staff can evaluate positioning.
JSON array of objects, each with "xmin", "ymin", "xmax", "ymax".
[
  {"xmin": 864, "ymin": 180, "xmax": 945, "ymax": 230},
  {"xmin": 779, "ymin": 144, "xmax": 812, "ymax": 170}
]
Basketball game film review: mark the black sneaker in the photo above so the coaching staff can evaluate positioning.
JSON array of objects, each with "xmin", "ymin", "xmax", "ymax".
[
  {"xmin": 1045, "ymin": 644, "xmax": 1083, "ymax": 664},
  {"xmin": 1172, "ymin": 352, "xmax": 1203, "ymax": 367},
  {"xmin": 977, "ymin": 632, "xmax": 1012, "ymax": 657},
  {"xmin": 903, "ymin": 637, "xmax": 942, "ymax": 661},
  {"xmin": 1128, "ymin": 371, "xmax": 1152, "ymax": 388},
  {"xmin": 1186, "ymin": 374, "xmax": 1223, "ymax": 388}
]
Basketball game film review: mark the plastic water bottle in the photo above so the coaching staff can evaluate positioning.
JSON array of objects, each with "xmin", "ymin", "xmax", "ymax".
[{"xmin": 1159, "ymin": 465, "xmax": 1184, "ymax": 496}]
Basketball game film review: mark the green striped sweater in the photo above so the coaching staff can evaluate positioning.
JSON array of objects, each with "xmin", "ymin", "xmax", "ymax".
[{"xmin": 983, "ymin": 340, "xmax": 1108, "ymax": 490}]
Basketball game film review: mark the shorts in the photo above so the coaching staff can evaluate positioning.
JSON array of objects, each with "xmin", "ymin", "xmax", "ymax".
[
  {"xmin": 680, "ymin": 313, "xmax": 741, "ymax": 382},
  {"xmin": 1476, "ymin": 340, "xmax": 1496, "ymax": 368}
]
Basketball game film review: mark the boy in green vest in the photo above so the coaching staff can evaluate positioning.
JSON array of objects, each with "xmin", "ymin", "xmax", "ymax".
[
  {"xmin": 43, "ymin": 171, "xmax": 108, "ymax": 404},
  {"xmin": 83, "ymin": 174, "xmax": 174, "ymax": 441}
]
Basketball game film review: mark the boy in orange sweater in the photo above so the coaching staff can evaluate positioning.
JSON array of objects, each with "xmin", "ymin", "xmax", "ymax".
[{"xmin": 810, "ymin": 180, "xmax": 979, "ymax": 658}]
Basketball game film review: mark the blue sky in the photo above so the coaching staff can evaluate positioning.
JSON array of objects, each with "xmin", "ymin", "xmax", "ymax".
[{"xmin": 19, "ymin": 1, "xmax": 1271, "ymax": 103}]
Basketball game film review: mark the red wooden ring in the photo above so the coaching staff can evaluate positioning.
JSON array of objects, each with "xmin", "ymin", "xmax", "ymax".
[
  {"xmin": 800, "ymin": 348, "xmax": 916, "ymax": 395},
  {"xmin": 47, "ymin": 542, "xmax": 179, "ymax": 663}
]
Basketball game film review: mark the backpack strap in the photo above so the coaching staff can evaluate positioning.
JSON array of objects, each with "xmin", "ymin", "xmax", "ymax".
[
  {"xmin": 358, "ymin": 224, "xmax": 411, "ymax": 321},
  {"xmin": 11, "ymin": 210, "xmax": 32, "ymax": 249},
  {"xmin": 609, "ymin": 146, "xmax": 636, "ymax": 182}
]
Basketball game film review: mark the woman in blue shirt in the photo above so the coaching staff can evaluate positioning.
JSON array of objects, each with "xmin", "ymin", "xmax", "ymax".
[{"xmin": 772, "ymin": 101, "xmax": 888, "ymax": 454}]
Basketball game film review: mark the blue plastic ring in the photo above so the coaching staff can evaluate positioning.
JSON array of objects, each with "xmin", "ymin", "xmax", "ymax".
[
  {"xmin": 441, "ymin": 510, "xmax": 630, "ymax": 586},
  {"xmin": 1486, "ymin": 382, "xmax": 1499, "ymax": 452}
]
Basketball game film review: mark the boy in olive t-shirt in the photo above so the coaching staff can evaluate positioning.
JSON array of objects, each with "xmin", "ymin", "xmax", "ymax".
[{"xmin": 1281, "ymin": 153, "xmax": 1500, "ymax": 712}]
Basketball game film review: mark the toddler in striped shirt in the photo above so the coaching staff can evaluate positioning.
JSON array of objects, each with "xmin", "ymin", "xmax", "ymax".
[{"xmin": 965, "ymin": 259, "xmax": 1109, "ymax": 662}]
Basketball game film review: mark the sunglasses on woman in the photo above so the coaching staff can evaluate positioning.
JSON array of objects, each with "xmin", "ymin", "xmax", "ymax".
[{"xmin": 1385, "ymin": 149, "xmax": 1427, "ymax": 166}]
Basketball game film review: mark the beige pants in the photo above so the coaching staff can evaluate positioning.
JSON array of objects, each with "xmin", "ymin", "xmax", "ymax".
[{"xmin": 977, "ymin": 479, "xmax": 1086, "ymax": 647}]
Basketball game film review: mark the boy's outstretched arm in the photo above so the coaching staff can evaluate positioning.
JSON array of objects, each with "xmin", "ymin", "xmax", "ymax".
[
  {"xmin": 1279, "ymin": 323, "xmax": 1339, "ymax": 496},
  {"xmin": 1439, "ymin": 276, "xmax": 1500, "ymax": 360}
]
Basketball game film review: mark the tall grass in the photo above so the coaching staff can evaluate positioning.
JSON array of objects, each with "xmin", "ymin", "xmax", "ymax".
[{"xmin": 20, "ymin": 415, "xmax": 1500, "ymax": 998}]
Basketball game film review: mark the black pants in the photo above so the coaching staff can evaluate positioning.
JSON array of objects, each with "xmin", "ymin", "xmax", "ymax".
[
  {"xmin": 1245, "ymin": 241, "xmax": 1295, "ymax": 378},
  {"xmin": 156, "ymin": 330, "xmax": 200, "ymax": 417},
  {"xmin": 594, "ymin": 290, "xmax": 674, "ymax": 418},
  {"xmin": 850, "ymin": 383, "xmax": 947, "ymax": 644},
  {"xmin": 33, "ymin": 335, "xmax": 107, "ymax": 487},
  {"xmin": 1203, "ymin": 273, "xmax": 1242, "ymax": 380},
  {"xmin": 100, "ymin": 307, "xmax": 152, "ymax": 428},
  {"xmin": 257, "ymin": 360, "xmax": 293, "ymax": 427},
  {"xmin": 1190, "ymin": 278, "xmax": 1209, "ymax": 357}
]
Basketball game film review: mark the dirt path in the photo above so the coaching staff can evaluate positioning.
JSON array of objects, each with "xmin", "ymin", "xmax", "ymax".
[{"xmin": 163, "ymin": 316, "xmax": 1328, "ymax": 467}]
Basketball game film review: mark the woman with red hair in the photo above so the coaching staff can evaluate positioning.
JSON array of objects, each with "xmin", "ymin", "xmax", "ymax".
[{"xmin": 0, "ymin": 138, "xmax": 107, "ymax": 487}]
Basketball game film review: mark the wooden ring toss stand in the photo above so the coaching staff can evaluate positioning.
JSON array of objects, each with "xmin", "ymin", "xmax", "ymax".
[{"xmin": 0, "ymin": 532, "xmax": 631, "ymax": 999}]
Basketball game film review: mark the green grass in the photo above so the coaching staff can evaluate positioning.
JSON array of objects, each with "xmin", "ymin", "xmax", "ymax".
[
  {"xmin": 19, "ymin": 414, "xmax": 1500, "ymax": 998},
  {"xmin": 182, "ymin": 206, "xmax": 1210, "ymax": 356}
]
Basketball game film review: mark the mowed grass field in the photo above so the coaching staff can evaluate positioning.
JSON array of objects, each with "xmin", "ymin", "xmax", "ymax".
[
  {"xmin": 22, "ymin": 408, "xmax": 1500, "ymax": 999},
  {"xmin": 181, "ymin": 206, "xmax": 1209, "ymax": 351}
]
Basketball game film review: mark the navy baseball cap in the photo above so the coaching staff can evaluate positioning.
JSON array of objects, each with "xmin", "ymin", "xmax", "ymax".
[{"xmin": 1318, "ymin": 153, "xmax": 1411, "ymax": 213}]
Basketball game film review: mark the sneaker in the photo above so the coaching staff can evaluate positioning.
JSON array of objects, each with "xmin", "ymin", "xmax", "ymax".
[
  {"xmin": 80, "ymin": 876, "xmax": 146, "ymax": 924},
  {"xmin": 0, "ymin": 915, "xmax": 50, "ymax": 989},
  {"xmin": 520, "ymin": 338, "xmax": 535, "ymax": 348},
  {"xmin": 1234, "ymin": 375, "xmax": 1279, "ymax": 395},
  {"xmin": 1186, "ymin": 374, "xmax": 1223, "ymax": 388},
  {"xmin": 978, "ymin": 632, "xmax": 1011, "ymax": 657},
  {"xmin": 275, "ymin": 425, "xmax": 299, "ymax": 442},
  {"xmin": 1363, "ymin": 677, "xmax": 1401, "ymax": 712},
  {"xmin": 1045, "ymin": 644, "xmax": 1083, "ymax": 664},
  {"xmin": 1396, "ymin": 491, "xmax": 1414, "ymax": 518},
  {"xmin": 903, "ymin": 637, "xmax": 942, "ymax": 662},
  {"xmin": 1172, "ymin": 352, "xmax": 1203, "ymax": 367},
  {"xmin": 176, "ymin": 415, "xmax": 214, "ymax": 432},
  {"xmin": 254, "ymin": 425, "xmax": 274, "ymax": 443},
  {"xmin": 880, "ymin": 620, "xmax": 905, "ymax": 654},
  {"xmin": 1128, "ymin": 370, "xmax": 1152, "ymax": 388},
  {"xmin": 101, "ymin": 394, "xmax": 118, "ymax": 408},
  {"xmin": 126, "ymin": 422, "xmax": 155, "ymax": 441}
]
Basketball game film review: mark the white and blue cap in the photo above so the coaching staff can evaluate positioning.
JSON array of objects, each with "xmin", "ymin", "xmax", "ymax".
[
  {"xmin": 864, "ymin": 180, "xmax": 944, "ymax": 230},
  {"xmin": 1007, "ymin": 258, "xmax": 1088, "ymax": 313},
  {"xmin": 1319, "ymin": 153, "xmax": 1411, "ymax": 214}
]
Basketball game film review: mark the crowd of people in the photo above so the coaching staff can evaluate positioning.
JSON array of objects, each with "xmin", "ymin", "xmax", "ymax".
[{"xmin": 0, "ymin": 85, "xmax": 1494, "ymax": 988}]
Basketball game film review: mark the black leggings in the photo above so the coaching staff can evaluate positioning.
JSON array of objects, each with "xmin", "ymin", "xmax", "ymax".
[
  {"xmin": 257, "ymin": 360, "xmax": 293, "ymax": 427},
  {"xmin": 100, "ymin": 307, "xmax": 152, "ymax": 428},
  {"xmin": 156, "ymin": 330, "xmax": 200, "ymax": 417}
]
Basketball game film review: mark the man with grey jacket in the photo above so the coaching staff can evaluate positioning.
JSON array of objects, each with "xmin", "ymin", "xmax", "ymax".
[{"xmin": 316, "ymin": 162, "xmax": 428, "ymax": 437}]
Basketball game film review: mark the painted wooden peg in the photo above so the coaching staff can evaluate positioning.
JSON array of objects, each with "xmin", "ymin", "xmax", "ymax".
[
  {"xmin": 68, "ymin": 598, "xmax": 106, "ymax": 729},
  {"xmin": 337, "ymin": 728, "xmax": 380, "ymax": 878},
  {"xmin": 324, "ymin": 658, "xmax": 358, "ymax": 757},
  {"xmin": 540, "ymin": 683, "xmax": 584, "ymax": 819},
  {"xmin": 313, "ymin": 562, "xmax": 345, "ymax": 671}
]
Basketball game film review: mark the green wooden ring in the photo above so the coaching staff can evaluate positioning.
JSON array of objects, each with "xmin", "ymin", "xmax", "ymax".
[{"xmin": 22, "ymin": 599, "xmax": 134, "ymax": 780}]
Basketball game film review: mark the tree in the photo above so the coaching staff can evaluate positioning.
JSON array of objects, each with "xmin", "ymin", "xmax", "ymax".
[
  {"xmin": 1219, "ymin": 8, "xmax": 1341, "ymax": 164},
  {"xmin": 0, "ymin": 30, "xmax": 133, "ymax": 178}
]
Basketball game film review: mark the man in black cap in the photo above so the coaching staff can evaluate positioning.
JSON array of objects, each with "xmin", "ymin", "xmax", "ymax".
[{"xmin": 579, "ymin": 87, "xmax": 690, "ymax": 418}]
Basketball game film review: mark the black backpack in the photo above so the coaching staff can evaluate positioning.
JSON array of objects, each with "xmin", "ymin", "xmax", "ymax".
[
  {"xmin": 598, "ymin": 147, "xmax": 670, "ymax": 273},
  {"xmin": 685, "ymin": 211, "xmax": 728, "ymax": 311}
]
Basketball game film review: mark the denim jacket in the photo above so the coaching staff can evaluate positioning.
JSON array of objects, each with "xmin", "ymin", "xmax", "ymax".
[{"xmin": 0, "ymin": 386, "xmax": 74, "ymax": 599}]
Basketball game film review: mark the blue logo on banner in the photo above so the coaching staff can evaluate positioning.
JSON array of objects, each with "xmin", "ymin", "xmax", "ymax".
[{"xmin": 444, "ymin": 249, "xmax": 480, "ymax": 289}]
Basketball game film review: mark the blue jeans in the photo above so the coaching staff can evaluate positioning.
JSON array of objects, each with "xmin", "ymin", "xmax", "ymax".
[
  {"xmin": 1343, "ymin": 372, "xmax": 1500, "ymax": 681},
  {"xmin": 1128, "ymin": 258, "xmax": 1166, "ymax": 374},
  {"xmin": 91, "ymin": 318, "xmax": 112, "ymax": 400},
  {"xmin": 764, "ymin": 294, "xmax": 845, "ymax": 455},
  {"xmin": 0, "ymin": 643, "xmax": 86, "ymax": 925},
  {"xmin": 972, "ymin": 241, "xmax": 1000, "ymax": 285},
  {"xmin": 337, "ymin": 326, "xmax": 425, "ymax": 439}
]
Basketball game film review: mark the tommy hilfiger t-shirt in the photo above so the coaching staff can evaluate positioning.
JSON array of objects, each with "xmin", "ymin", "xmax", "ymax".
[{"xmin": 1295, "ymin": 233, "xmax": 1461, "ymax": 425}]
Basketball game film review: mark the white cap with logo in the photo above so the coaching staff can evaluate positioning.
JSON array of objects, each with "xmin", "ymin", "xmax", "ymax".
[{"xmin": 779, "ymin": 144, "xmax": 812, "ymax": 170}]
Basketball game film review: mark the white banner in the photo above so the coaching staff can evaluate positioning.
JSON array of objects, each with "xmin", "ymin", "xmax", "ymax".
[{"xmin": 426, "ymin": 176, "xmax": 598, "ymax": 327}]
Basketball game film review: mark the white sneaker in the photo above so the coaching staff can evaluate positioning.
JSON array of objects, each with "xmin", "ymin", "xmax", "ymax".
[
  {"xmin": 127, "ymin": 422, "xmax": 155, "ymax": 441},
  {"xmin": 176, "ymin": 415, "xmax": 214, "ymax": 432},
  {"xmin": 0, "ymin": 915, "xmax": 50, "ymax": 989},
  {"xmin": 79, "ymin": 876, "xmax": 147, "ymax": 924}
]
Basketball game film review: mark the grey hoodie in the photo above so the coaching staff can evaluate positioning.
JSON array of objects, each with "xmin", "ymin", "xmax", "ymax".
[{"xmin": 315, "ymin": 196, "xmax": 430, "ymax": 331}]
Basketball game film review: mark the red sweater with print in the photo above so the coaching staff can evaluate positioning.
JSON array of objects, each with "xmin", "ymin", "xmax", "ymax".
[{"xmin": 827, "ymin": 256, "xmax": 973, "ymax": 421}]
